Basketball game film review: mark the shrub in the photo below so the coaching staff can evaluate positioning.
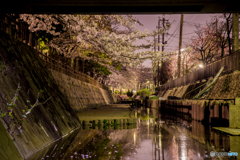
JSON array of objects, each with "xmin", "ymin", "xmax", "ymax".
[
  {"xmin": 149, "ymin": 96, "xmax": 159, "ymax": 100},
  {"xmin": 137, "ymin": 88, "xmax": 151, "ymax": 96},
  {"xmin": 126, "ymin": 89, "xmax": 133, "ymax": 97}
]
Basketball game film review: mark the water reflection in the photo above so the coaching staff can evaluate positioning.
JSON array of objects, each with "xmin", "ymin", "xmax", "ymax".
[{"xmin": 28, "ymin": 107, "xmax": 239, "ymax": 160}]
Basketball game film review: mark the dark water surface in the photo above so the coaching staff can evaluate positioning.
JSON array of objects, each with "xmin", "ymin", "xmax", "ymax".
[{"xmin": 27, "ymin": 107, "xmax": 239, "ymax": 160}]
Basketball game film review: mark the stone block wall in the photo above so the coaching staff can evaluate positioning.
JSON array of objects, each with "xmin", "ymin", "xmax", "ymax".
[{"xmin": 50, "ymin": 69, "xmax": 116, "ymax": 111}]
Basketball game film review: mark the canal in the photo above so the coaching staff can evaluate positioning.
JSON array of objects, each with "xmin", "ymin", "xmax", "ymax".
[{"xmin": 27, "ymin": 105, "xmax": 239, "ymax": 160}]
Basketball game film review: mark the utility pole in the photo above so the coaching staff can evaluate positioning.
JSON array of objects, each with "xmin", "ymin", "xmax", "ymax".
[
  {"xmin": 177, "ymin": 14, "xmax": 184, "ymax": 78},
  {"xmin": 156, "ymin": 17, "xmax": 161, "ymax": 87},
  {"xmin": 232, "ymin": 13, "xmax": 239, "ymax": 70},
  {"xmin": 153, "ymin": 35, "xmax": 157, "ymax": 91},
  {"xmin": 156, "ymin": 16, "xmax": 169, "ymax": 86}
]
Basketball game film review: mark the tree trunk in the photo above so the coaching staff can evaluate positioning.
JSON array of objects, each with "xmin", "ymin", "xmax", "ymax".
[
  {"xmin": 221, "ymin": 47, "xmax": 224, "ymax": 57},
  {"xmin": 90, "ymin": 70, "xmax": 94, "ymax": 77}
]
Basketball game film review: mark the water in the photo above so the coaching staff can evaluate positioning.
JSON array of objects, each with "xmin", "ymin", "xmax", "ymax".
[{"xmin": 28, "ymin": 107, "xmax": 239, "ymax": 160}]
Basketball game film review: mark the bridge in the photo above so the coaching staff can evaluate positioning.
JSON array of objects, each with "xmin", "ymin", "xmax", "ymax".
[
  {"xmin": 0, "ymin": 0, "xmax": 240, "ymax": 13},
  {"xmin": 1, "ymin": 2, "xmax": 240, "ymax": 160}
]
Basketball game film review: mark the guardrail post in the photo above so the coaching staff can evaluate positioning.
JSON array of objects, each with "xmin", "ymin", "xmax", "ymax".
[
  {"xmin": 29, "ymin": 31, "xmax": 33, "ymax": 47},
  {"xmin": 5, "ymin": 16, "xmax": 9, "ymax": 35},
  {"xmin": 15, "ymin": 19, "xmax": 20, "ymax": 40},
  {"xmin": 75, "ymin": 58, "xmax": 79, "ymax": 72}
]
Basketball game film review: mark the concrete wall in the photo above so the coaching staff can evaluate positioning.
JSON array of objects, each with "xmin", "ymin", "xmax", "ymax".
[
  {"xmin": 50, "ymin": 69, "xmax": 116, "ymax": 111},
  {"xmin": 0, "ymin": 30, "xmax": 117, "ymax": 159},
  {"xmin": 158, "ymin": 71, "xmax": 240, "ymax": 100},
  {"xmin": 0, "ymin": 31, "xmax": 81, "ymax": 159}
]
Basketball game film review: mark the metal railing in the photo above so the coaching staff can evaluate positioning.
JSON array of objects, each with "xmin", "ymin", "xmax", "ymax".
[
  {"xmin": 0, "ymin": 14, "xmax": 109, "ymax": 91},
  {"xmin": 40, "ymin": 54, "xmax": 109, "ymax": 90},
  {"xmin": 160, "ymin": 49, "xmax": 240, "ymax": 90}
]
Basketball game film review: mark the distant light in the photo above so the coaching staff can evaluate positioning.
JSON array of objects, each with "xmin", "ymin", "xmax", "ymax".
[
  {"xmin": 147, "ymin": 81, "xmax": 149, "ymax": 83},
  {"xmin": 199, "ymin": 64, "xmax": 203, "ymax": 68},
  {"xmin": 181, "ymin": 48, "xmax": 185, "ymax": 52}
]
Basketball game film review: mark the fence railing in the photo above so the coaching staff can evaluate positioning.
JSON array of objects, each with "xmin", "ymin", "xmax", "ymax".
[
  {"xmin": 40, "ymin": 54, "xmax": 109, "ymax": 90},
  {"xmin": 0, "ymin": 14, "xmax": 109, "ymax": 91},
  {"xmin": 160, "ymin": 49, "xmax": 240, "ymax": 91}
]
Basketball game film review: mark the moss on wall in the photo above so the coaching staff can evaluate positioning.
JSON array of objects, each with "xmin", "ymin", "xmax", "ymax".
[{"xmin": 0, "ymin": 120, "xmax": 22, "ymax": 160}]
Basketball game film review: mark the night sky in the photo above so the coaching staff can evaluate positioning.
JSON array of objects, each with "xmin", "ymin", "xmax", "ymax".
[{"xmin": 132, "ymin": 14, "xmax": 222, "ymax": 67}]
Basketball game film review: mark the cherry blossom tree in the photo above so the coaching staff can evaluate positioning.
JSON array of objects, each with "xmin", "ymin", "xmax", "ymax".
[
  {"xmin": 190, "ymin": 25, "xmax": 219, "ymax": 65},
  {"xmin": 132, "ymin": 65, "xmax": 153, "ymax": 89},
  {"xmin": 19, "ymin": 14, "xmax": 173, "ymax": 88},
  {"xmin": 20, "ymin": 14, "xmax": 170, "ymax": 66},
  {"xmin": 168, "ymin": 46, "xmax": 198, "ymax": 79},
  {"xmin": 206, "ymin": 15, "xmax": 231, "ymax": 58}
]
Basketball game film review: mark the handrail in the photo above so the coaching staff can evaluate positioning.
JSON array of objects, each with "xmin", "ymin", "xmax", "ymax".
[{"xmin": 40, "ymin": 54, "xmax": 109, "ymax": 90}]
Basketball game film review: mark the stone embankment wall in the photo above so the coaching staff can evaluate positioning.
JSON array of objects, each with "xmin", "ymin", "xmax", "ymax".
[
  {"xmin": 149, "ymin": 99, "xmax": 231, "ymax": 126},
  {"xmin": 0, "ymin": 30, "xmax": 117, "ymax": 159},
  {"xmin": 154, "ymin": 70, "xmax": 240, "ymax": 128},
  {"xmin": 0, "ymin": 31, "xmax": 81, "ymax": 159},
  {"xmin": 50, "ymin": 70, "xmax": 116, "ymax": 111}
]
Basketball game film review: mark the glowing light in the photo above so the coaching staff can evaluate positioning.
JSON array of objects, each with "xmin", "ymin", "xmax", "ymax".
[
  {"xmin": 159, "ymin": 135, "xmax": 162, "ymax": 148},
  {"xmin": 181, "ymin": 48, "xmax": 185, "ymax": 52},
  {"xmin": 134, "ymin": 132, "xmax": 136, "ymax": 146},
  {"xmin": 199, "ymin": 64, "xmax": 203, "ymax": 68}
]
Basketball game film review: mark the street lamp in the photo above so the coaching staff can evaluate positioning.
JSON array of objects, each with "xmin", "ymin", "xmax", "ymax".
[{"xmin": 181, "ymin": 48, "xmax": 185, "ymax": 52}]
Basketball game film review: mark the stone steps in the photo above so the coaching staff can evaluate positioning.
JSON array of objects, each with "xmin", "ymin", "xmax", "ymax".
[{"xmin": 80, "ymin": 118, "xmax": 137, "ymax": 130}]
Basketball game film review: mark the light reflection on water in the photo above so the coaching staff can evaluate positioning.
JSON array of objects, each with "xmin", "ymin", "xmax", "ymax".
[{"xmin": 28, "ymin": 107, "xmax": 239, "ymax": 160}]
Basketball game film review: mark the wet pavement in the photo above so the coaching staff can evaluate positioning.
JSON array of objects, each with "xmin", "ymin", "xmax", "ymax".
[{"xmin": 27, "ymin": 107, "xmax": 240, "ymax": 160}]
